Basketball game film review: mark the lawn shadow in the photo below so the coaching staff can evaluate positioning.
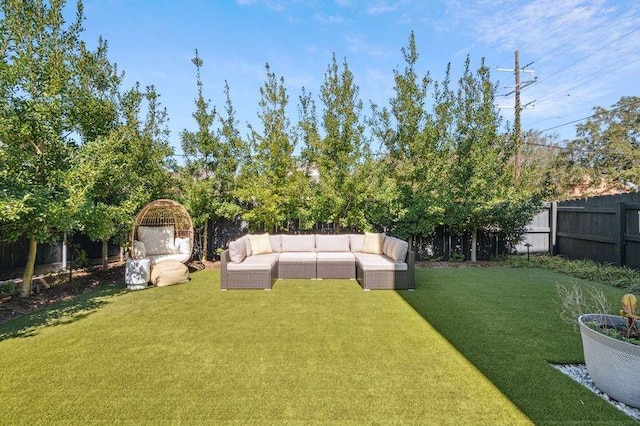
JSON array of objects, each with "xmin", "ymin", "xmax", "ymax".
[{"xmin": 0, "ymin": 284, "xmax": 125, "ymax": 341}]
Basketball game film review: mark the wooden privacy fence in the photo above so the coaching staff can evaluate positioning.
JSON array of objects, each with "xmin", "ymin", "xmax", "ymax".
[
  {"xmin": 3, "ymin": 192, "xmax": 640, "ymax": 272},
  {"xmin": 519, "ymin": 193, "xmax": 640, "ymax": 269}
]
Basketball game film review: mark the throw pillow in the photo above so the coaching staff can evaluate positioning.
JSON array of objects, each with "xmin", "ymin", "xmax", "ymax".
[
  {"xmin": 132, "ymin": 240, "xmax": 146, "ymax": 259},
  {"xmin": 229, "ymin": 238, "xmax": 247, "ymax": 263},
  {"xmin": 249, "ymin": 233, "xmax": 273, "ymax": 255},
  {"xmin": 362, "ymin": 232, "xmax": 385, "ymax": 255},
  {"xmin": 138, "ymin": 225, "xmax": 175, "ymax": 256},
  {"xmin": 388, "ymin": 238, "xmax": 409, "ymax": 263},
  {"xmin": 174, "ymin": 237, "xmax": 191, "ymax": 255}
]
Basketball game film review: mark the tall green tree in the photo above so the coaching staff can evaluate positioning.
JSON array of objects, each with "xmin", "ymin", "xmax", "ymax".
[
  {"xmin": 0, "ymin": 0, "xmax": 95, "ymax": 295},
  {"xmin": 295, "ymin": 87, "xmax": 321, "ymax": 229},
  {"xmin": 70, "ymin": 37, "xmax": 123, "ymax": 267},
  {"xmin": 73, "ymin": 84, "xmax": 174, "ymax": 267},
  {"xmin": 310, "ymin": 54, "xmax": 368, "ymax": 230},
  {"xmin": 236, "ymin": 63, "xmax": 302, "ymax": 231},
  {"xmin": 445, "ymin": 57, "xmax": 543, "ymax": 260},
  {"xmin": 372, "ymin": 32, "xmax": 443, "ymax": 241},
  {"xmin": 181, "ymin": 51, "xmax": 246, "ymax": 259},
  {"xmin": 561, "ymin": 96, "xmax": 640, "ymax": 193}
]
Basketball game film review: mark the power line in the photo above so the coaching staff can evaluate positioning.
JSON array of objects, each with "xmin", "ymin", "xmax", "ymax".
[
  {"xmin": 538, "ymin": 99, "xmax": 640, "ymax": 134},
  {"xmin": 522, "ymin": 25, "xmax": 640, "ymax": 93},
  {"xmin": 532, "ymin": 56, "xmax": 640, "ymax": 106},
  {"xmin": 531, "ymin": 7, "xmax": 639, "ymax": 68},
  {"xmin": 494, "ymin": 4, "xmax": 638, "ymax": 83}
]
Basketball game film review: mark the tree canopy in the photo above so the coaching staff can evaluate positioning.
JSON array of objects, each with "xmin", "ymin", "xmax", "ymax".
[{"xmin": 1, "ymin": 1, "xmax": 579, "ymax": 287}]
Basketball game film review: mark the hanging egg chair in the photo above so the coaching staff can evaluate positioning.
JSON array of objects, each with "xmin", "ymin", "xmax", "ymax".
[{"xmin": 130, "ymin": 199, "xmax": 194, "ymax": 264}]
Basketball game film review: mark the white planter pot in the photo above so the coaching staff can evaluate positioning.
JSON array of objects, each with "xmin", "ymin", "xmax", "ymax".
[{"xmin": 579, "ymin": 314, "xmax": 640, "ymax": 409}]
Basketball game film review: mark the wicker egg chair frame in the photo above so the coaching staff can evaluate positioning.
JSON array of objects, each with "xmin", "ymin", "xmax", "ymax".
[{"xmin": 131, "ymin": 199, "xmax": 194, "ymax": 262}]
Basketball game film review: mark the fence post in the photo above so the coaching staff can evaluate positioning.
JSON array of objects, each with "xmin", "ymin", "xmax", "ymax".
[{"xmin": 616, "ymin": 202, "xmax": 626, "ymax": 266}]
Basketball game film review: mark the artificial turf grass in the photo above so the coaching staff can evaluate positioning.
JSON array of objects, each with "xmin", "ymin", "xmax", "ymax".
[
  {"xmin": 0, "ymin": 271, "xmax": 529, "ymax": 424},
  {"xmin": 401, "ymin": 267, "xmax": 635, "ymax": 425}
]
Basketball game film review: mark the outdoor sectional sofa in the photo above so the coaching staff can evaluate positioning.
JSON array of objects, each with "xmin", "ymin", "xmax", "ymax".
[{"xmin": 220, "ymin": 233, "xmax": 415, "ymax": 290}]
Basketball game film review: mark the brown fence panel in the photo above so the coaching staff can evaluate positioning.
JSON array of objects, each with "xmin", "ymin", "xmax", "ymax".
[
  {"xmin": 625, "ymin": 203, "xmax": 640, "ymax": 269},
  {"xmin": 556, "ymin": 193, "xmax": 640, "ymax": 267}
]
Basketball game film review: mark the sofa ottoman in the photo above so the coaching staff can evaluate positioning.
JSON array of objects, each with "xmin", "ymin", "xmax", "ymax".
[{"xmin": 150, "ymin": 260, "xmax": 189, "ymax": 287}]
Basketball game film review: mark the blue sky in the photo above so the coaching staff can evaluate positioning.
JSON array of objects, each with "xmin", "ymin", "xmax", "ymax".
[{"xmin": 78, "ymin": 0, "xmax": 640, "ymax": 155}]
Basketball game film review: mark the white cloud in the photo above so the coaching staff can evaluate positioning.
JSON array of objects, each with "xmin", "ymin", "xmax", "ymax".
[
  {"xmin": 345, "ymin": 35, "xmax": 386, "ymax": 57},
  {"xmin": 367, "ymin": 1, "xmax": 399, "ymax": 15},
  {"xmin": 314, "ymin": 13, "xmax": 349, "ymax": 24},
  {"xmin": 440, "ymin": 0, "xmax": 640, "ymax": 138}
]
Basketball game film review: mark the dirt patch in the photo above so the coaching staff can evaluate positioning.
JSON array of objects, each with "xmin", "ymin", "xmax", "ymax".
[
  {"xmin": 0, "ymin": 259, "xmax": 218, "ymax": 325},
  {"xmin": 0, "ymin": 263, "xmax": 126, "ymax": 324}
]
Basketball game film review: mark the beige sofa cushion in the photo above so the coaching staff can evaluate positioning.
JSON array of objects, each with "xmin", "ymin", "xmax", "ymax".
[
  {"xmin": 383, "ymin": 236, "xmax": 392, "ymax": 255},
  {"xmin": 362, "ymin": 232, "xmax": 385, "ymax": 255},
  {"xmin": 229, "ymin": 237, "xmax": 247, "ymax": 263},
  {"xmin": 315, "ymin": 234, "xmax": 350, "ymax": 252},
  {"xmin": 383, "ymin": 236, "xmax": 409, "ymax": 263},
  {"xmin": 349, "ymin": 234, "xmax": 364, "ymax": 252},
  {"xmin": 150, "ymin": 260, "xmax": 189, "ymax": 287},
  {"xmin": 269, "ymin": 234, "xmax": 282, "ymax": 253},
  {"xmin": 316, "ymin": 252, "xmax": 355, "ymax": 262},
  {"xmin": 138, "ymin": 226, "xmax": 175, "ymax": 256},
  {"xmin": 354, "ymin": 253, "xmax": 408, "ymax": 271},
  {"xmin": 281, "ymin": 234, "xmax": 315, "ymax": 252},
  {"xmin": 227, "ymin": 253, "xmax": 278, "ymax": 271},
  {"xmin": 250, "ymin": 233, "xmax": 273, "ymax": 255}
]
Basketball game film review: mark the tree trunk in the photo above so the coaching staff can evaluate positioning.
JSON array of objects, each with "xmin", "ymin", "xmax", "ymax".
[
  {"xmin": 119, "ymin": 246, "xmax": 124, "ymax": 262},
  {"xmin": 21, "ymin": 237, "xmax": 38, "ymax": 297},
  {"xmin": 102, "ymin": 239, "xmax": 109, "ymax": 269},
  {"xmin": 202, "ymin": 218, "xmax": 209, "ymax": 262},
  {"xmin": 471, "ymin": 228, "xmax": 478, "ymax": 262}
]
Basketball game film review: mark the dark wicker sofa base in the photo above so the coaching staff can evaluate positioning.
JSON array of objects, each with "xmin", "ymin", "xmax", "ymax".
[{"xmin": 221, "ymin": 250, "xmax": 414, "ymax": 291}]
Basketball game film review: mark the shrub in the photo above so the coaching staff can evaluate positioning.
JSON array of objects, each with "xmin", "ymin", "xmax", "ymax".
[{"xmin": 508, "ymin": 254, "xmax": 640, "ymax": 293}]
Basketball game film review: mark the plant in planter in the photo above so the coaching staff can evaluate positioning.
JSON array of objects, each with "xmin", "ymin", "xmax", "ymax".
[
  {"xmin": 620, "ymin": 294, "xmax": 640, "ymax": 341},
  {"xmin": 578, "ymin": 293, "xmax": 640, "ymax": 409},
  {"xmin": 557, "ymin": 284, "xmax": 640, "ymax": 408}
]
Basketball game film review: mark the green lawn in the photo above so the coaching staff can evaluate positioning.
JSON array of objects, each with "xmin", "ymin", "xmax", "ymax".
[
  {"xmin": 0, "ymin": 266, "xmax": 634, "ymax": 424},
  {"xmin": 401, "ymin": 267, "xmax": 635, "ymax": 424}
]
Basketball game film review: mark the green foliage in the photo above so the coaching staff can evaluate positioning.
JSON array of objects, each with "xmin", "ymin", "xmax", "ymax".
[
  {"xmin": 180, "ymin": 52, "xmax": 245, "ymax": 228},
  {"xmin": 236, "ymin": 63, "xmax": 304, "ymax": 231},
  {"xmin": 371, "ymin": 32, "xmax": 443, "ymax": 238},
  {"xmin": 301, "ymin": 54, "xmax": 370, "ymax": 230},
  {"xmin": 0, "ymin": 0, "xmax": 103, "ymax": 294},
  {"xmin": 560, "ymin": 96, "xmax": 640, "ymax": 192},
  {"xmin": 0, "ymin": 282, "xmax": 16, "ymax": 297},
  {"xmin": 508, "ymin": 254, "xmax": 640, "ymax": 292},
  {"xmin": 0, "ymin": 0, "xmax": 175, "ymax": 292},
  {"xmin": 74, "ymin": 84, "xmax": 175, "ymax": 247}
]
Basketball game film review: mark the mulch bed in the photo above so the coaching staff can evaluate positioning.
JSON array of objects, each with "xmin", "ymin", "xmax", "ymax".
[
  {"xmin": 0, "ymin": 263, "xmax": 126, "ymax": 324},
  {"xmin": 0, "ymin": 259, "xmax": 220, "ymax": 325}
]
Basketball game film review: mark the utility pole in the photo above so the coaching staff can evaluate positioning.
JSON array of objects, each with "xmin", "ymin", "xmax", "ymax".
[
  {"xmin": 514, "ymin": 50, "xmax": 521, "ymax": 184},
  {"xmin": 498, "ymin": 51, "xmax": 536, "ymax": 186}
]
